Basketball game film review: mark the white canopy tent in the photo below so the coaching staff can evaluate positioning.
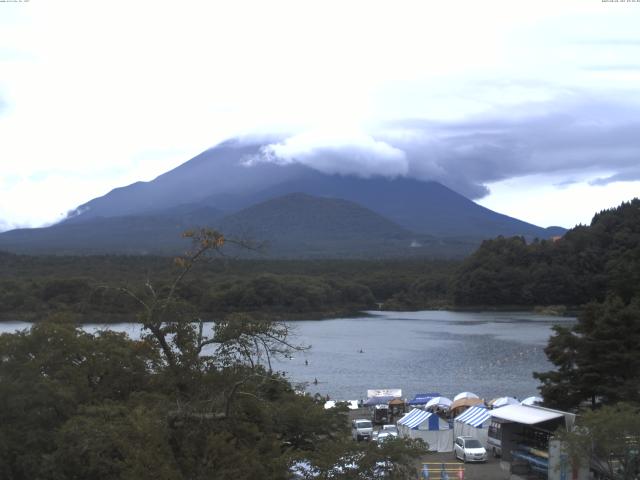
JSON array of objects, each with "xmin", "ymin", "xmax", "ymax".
[
  {"xmin": 453, "ymin": 406, "xmax": 492, "ymax": 448},
  {"xmin": 453, "ymin": 392, "xmax": 479, "ymax": 401},
  {"xmin": 425, "ymin": 396, "xmax": 452, "ymax": 410},
  {"xmin": 397, "ymin": 409, "xmax": 453, "ymax": 452},
  {"xmin": 490, "ymin": 396, "xmax": 519, "ymax": 408}
]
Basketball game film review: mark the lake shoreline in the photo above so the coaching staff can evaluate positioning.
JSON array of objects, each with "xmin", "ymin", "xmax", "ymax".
[
  {"xmin": 0, "ymin": 308, "xmax": 368, "ymax": 324},
  {"xmin": 0, "ymin": 304, "xmax": 580, "ymax": 324}
]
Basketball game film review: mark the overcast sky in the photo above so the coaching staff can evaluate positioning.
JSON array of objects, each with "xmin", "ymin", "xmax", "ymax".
[{"xmin": 1, "ymin": 0, "xmax": 639, "ymax": 231}]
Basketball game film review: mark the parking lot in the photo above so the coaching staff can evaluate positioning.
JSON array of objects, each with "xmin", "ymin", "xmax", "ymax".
[
  {"xmin": 417, "ymin": 452, "xmax": 508, "ymax": 479},
  {"xmin": 348, "ymin": 409, "xmax": 511, "ymax": 479}
]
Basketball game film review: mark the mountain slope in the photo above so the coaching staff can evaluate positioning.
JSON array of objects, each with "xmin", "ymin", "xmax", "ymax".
[
  {"xmin": 0, "ymin": 139, "xmax": 567, "ymax": 257},
  {"xmin": 229, "ymin": 174, "xmax": 560, "ymax": 238},
  {"xmin": 62, "ymin": 140, "xmax": 309, "ymax": 222},
  {"xmin": 62, "ymin": 139, "xmax": 564, "ymax": 239},
  {"xmin": 0, "ymin": 206, "xmax": 222, "ymax": 255},
  {"xmin": 0, "ymin": 194, "xmax": 477, "ymax": 257},
  {"xmin": 217, "ymin": 193, "xmax": 416, "ymax": 257}
]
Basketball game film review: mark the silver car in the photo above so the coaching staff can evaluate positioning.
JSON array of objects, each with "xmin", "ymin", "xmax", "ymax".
[
  {"xmin": 381, "ymin": 424, "xmax": 398, "ymax": 436},
  {"xmin": 454, "ymin": 436, "xmax": 487, "ymax": 463}
]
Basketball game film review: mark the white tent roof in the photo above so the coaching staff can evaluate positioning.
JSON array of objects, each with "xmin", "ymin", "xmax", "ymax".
[
  {"xmin": 346, "ymin": 400, "xmax": 359, "ymax": 410},
  {"xmin": 491, "ymin": 396, "xmax": 519, "ymax": 408},
  {"xmin": 520, "ymin": 396, "xmax": 543, "ymax": 406},
  {"xmin": 425, "ymin": 396, "xmax": 452, "ymax": 408},
  {"xmin": 489, "ymin": 404, "xmax": 564, "ymax": 424},
  {"xmin": 453, "ymin": 391, "xmax": 479, "ymax": 401},
  {"xmin": 455, "ymin": 406, "xmax": 491, "ymax": 427}
]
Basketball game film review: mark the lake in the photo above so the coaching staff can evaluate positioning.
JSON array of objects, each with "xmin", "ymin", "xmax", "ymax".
[
  {"xmin": 274, "ymin": 310, "xmax": 575, "ymax": 402},
  {"xmin": 0, "ymin": 310, "xmax": 574, "ymax": 402}
]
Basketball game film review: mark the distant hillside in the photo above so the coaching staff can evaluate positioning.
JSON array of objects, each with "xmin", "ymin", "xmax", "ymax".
[
  {"xmin": 0, "ymin": 194, "xmax": 477, "ymax": 258},
  {"xmin": 232, "ymin": 174, "xmax": 566, "ymax": 239},
  {"xmin": 218, "ymin": 193, "xmax": 430, "ymax": 258},
  {"xmin": 452, "ymin": 198, "xmax": 640, "ymax": 307}
]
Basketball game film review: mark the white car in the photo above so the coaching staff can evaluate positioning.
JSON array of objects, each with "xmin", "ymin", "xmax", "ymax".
[
  {"xmin": 454, "ymin": 436, "xmax": 487, "ymax": 463},
  {"xmin": 381, "ymin": 424, "xmax": 398, "ymax": 436},
  {"xmin": 373, "ymin": 424, "xmax": 398, "ymax": 441},
  {"xmin": 351, "ymin": 419, "xmax": 373, "ymax": 441}
]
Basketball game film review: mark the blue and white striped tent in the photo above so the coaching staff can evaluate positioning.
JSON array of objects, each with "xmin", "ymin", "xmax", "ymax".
[
  {"xmin": 397, "ymin": 409, "xmax": 453, "ymax": 452},
  {"xmin": 398, "ymin": 408, "xmax": 440, "ymax": 430},
  {"xmin": 453, "ymin": 406, "xmax": 491, "ymax": 448},
  {"xmin": 455, "ymin": 406, "xmax": 491, "ymax": 427}
]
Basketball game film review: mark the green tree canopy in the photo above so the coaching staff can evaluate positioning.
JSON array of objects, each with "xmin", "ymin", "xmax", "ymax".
[
  {"xmin": 535, "ymin": 295, "xmax": 640, "ymax": 410},
  {"xmin": 452, "ymin": 198, "xmax": 640, "ymax": 307},
  {"xmin": 555, "ymin": 403, "xmax": 640, "ymax": 480},
  {"xmin": 0, "ymin": 229, "xmax": 423, "ymax": 480}
]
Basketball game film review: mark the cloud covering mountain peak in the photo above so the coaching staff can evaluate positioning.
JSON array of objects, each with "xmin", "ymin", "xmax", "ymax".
[
  {"xmin": 232, "ymin": 96, "xmax": 640, "ymax": 201},
  {"xmin": 247, "ymin": 130, "xmax": 409, "ymax": 179}
]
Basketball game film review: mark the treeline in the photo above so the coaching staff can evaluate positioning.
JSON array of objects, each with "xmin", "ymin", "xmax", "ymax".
[
  {"xmin": 452, "ymin": 199, "xmax": 640, "ymax": 307},
  {"xmin": 3, "ymin": 199, "xmax": 639, "ymax": 321},
  {"xmin": 0, "ymin": 254, "xmax": 458, "ymax": 321}
]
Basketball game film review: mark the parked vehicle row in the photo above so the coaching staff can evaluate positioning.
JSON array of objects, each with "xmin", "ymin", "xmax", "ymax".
[{"xmin": 352, "ymin": 421, "xmax": 399, "ymax": 443}]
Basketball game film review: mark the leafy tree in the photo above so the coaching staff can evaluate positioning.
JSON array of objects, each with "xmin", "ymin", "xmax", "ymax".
[
  {"xmin": 51, "ymin": 402, "xmax": 180, "ymax": 480},
  {"xmin": 294, "ymin": 436, "xmax": 426, "ymax": 480},
  {"xmin": 555, "ymin": 403, "xmax": 640, "ymax": 480},
  {"xmin": 535, "ymin": 295, "xmax": 640, "ymax": 409},
  {"xmin": 0, "ymin": 318, "xmax": 159, "ymax": 479},
  {"xmin": 0, "ymin": 229, "xmax": 424, "ymax": 479}
]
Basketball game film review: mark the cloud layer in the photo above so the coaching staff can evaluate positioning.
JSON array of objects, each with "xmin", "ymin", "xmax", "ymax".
[
  {"xmin": 254, "ymin": 130, "xmax": 408, "ymax": 178},
  {"xmin": 1, "ymin": 1, "xmax": 640, "ymax": 229},
  {"xmin": 251, "ymin": 97, "xmax": 640, "ymax": 200}
]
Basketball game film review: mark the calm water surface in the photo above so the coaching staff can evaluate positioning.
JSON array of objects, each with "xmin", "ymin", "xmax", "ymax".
[
  {"xmin": 0, "ymin": 310, "xmax": 574, "ymax": 402},
  {"xmin": 274, "ymin": 310, "xmax": 575, "ymax": 402}
]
